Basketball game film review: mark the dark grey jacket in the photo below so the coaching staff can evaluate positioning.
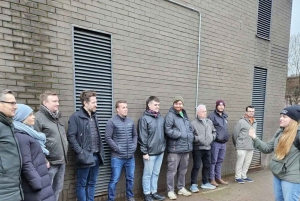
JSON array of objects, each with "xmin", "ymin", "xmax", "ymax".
[
  {"xmin": 138, "ymin": 111, "xmax": 166, "ymax": 156},
  {"xmin": 15, "ymin": 130, "xmax": 55, "ymax": 201},
  {"xmin": 233, "ymin": 117, "xmax": 257, "ymax": 150},
  {"xmin": 0, "ymin": 113, "xmax": 23, "ymax": 201},
  {"xmin": 105, "ymin": 115, "xmax": 138, "ymax": 159},
  {"xmin": 34, "ymin": 106, "xmax": 68, "ymax": 165},
  {"xmin": 191, "ymin": 117, "xmax": 216, "ymax": 150},
  {"xmin": 67, "ymin": 107, "xmax": 105, "ymax": 168},
  {"xmin": 164, "ymin": 107, "xmax": 194, "ymax": 153},
  {"xmin": 208, "ymin": 110, "xmax": 229, "ymax": 143}
]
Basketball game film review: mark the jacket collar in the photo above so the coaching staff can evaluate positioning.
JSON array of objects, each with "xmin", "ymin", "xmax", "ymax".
[
  {"xmin": 78, "ymin": 107, "xmax": 96, "ymax": 119},
  {"xmin": 214, "ymin": 110, "xmax": 228, "ymax": 118},
  {"xmin": 169, "ymin": 107, "xmax": 188, "ymax": 119},
  {"xmin": 0, "ymin": 111, "xmax": 13, "ymax": 126}
]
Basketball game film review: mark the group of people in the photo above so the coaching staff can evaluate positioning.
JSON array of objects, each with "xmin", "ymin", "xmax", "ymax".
[{"xmin": 0, "ymin": 88, "xmax": 300, "ymax": 201}]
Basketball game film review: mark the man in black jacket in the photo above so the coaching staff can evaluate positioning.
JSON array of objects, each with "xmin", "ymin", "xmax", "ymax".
[
  {"xmin": 0, "ymin": 89, "xmax": 23, "ymax": 201},
  {"xmin": 207, "ymin": 100, "xmax": 229, "ymax": 186},
  {"xmin": 138, "ymin": 96, "xmax": 166, "ymax": 201},
  {"xmin": 105, "ymin": 100, "xmax": 138, "ymax": 201},
  {"xmin": 67, "ymin": 90, "xmax": 105, "ymax": 201}
]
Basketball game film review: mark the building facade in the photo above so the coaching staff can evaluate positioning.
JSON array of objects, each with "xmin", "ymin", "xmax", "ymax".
[{"xmin": 0, "ymin": 0, "xmax": 292, "ymax": 200}]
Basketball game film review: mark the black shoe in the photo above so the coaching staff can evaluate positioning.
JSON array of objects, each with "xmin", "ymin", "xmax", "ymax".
[
  {"xmin": 144, "ymin": 194, "xmax": 153, "ymax": 201},
  {"xmin": 151, "ymin": 193, "xmax": 165, "ymax": 200}
]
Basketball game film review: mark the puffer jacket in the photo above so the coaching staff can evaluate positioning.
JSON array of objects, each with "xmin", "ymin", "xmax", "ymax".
[
  {"xmin": 253, "ymin": 128, "xmax": 300, "ymax": 183},
  {"xmin": 191, "ymin": 117, "xmax": 216, "ymax": 150},
  {"xmin": 67, "ymin": 107, "xmax": 105, "ymax": 168},
  {"xmin": 138, "ymin": 111, "xmax": 166, "ymax": 156},
  {"xmin": 233, "ymin": 117, "xmax": 257, "ymax": 150},
  {"xmin": 164, "ymin": 107, "xmax": 194, "ymax": 153},
  {"xmin": 208, "ymin": 110, "xmax": 230, "ymax": 143},
  {"xmin": 34, "ymin": 106, "xmax": 68, "ymax": 165},
  {"xmin": 0, "ymin": 113, "xmax": 23, "ymax": 201},
  {"xmin": 15, "ymin": 130, "xmax": 55, "ymax": 201},
  {"xmin": 105, "ymin": 115, "xmax": 138, "ymax": 159}
]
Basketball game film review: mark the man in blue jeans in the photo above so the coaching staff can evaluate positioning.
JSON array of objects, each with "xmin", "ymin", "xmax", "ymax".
[
  {"xmin": 208, "ymin": 100, "xmax": 230, "ymax": 187},
  {"xmin": 105, "ymin": 100, "xmax": 138, "ymax": 201},
  {"xmin": 67, "ymin": 91, "xmax": 105, "ymax": 201},
  {"xmin": 138, "ymin": 96, "xmax": 166, "ymax": 201}
]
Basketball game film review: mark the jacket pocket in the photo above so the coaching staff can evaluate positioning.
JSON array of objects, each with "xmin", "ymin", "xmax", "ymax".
[
  {"xmin": 270, "ymin": 157, "xmax": 287, "ymax": 176},
  {"xmin": 45, "ymin": 140, "xmax": 62, "ymax": 160},
  {"xmin": 76, "ymin": 149, "xmax": 94, "ymax": 165}
]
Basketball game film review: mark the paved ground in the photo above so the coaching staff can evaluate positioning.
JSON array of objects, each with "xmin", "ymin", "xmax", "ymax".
[{"xmin": 137, "ymin": 169, "xmax": 275, "ymax": 201}]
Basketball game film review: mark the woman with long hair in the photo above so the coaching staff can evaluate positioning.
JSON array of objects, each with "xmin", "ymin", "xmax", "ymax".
[
  {"xmin": 249, "ymin": 105, "xmax": 300, "ymax": 201},
  {"xmin": 13, "ymin": 104, "xmax": 55, "ymax": 201}
]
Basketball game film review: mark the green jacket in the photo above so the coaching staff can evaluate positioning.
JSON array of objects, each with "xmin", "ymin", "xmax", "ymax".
[
  {"xmin": 34, "ymin": 107, "xmax": 68, "ymax": 165},
  {"xmin": 233, "ymin": 117, "xmax": 257, "ymax": 150},
  {"xmin": 0, "ymin": 112, "xmax": 23, "ymax": 201},
  {"xmin": 253, "ymin": 128, "xmax": 300, "ymax": 183}
]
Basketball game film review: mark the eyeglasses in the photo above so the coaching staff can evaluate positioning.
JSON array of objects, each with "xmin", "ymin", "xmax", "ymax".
[{"xmin": 0, "ymin": 101, "xmax": 17, "ymax": 105}]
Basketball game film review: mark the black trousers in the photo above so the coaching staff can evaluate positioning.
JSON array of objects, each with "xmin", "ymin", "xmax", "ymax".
[{"xmin": 191, "ymin": 149, "xmax": 211, "ymax": 185}]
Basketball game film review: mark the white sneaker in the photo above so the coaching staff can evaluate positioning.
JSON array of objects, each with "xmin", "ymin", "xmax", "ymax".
[
  {"xmin": 168, "ymin": 191, "xmax": 177, "ymax": 200},
  {"xmin": 201, "ymin": 183, "xmax": 216, "ymax": 190},
  {"xmin": 178, "ymin": 187, "xmax": 192, "ymax": 196}
]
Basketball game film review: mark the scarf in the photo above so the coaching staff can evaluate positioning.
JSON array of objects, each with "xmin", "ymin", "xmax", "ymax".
[
  {"xmin": 13, "ymin": 121, "xmax": 49, "ymax": 155},
  {"xmin": 40, "ymin": 105, "xmax": 60, "ymax": 119},
  {"xmin": 147, "ymin": 110, "xmax": 159, "ymax": 118},
  {"xmin": 244, "ymin": 114, "xmax": 255, "ymax": 125},
  {"xmin": 0, "ymin": 112, "xmax": 13, "ymax": 126}
]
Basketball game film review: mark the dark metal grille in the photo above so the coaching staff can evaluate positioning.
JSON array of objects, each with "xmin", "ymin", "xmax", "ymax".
[{"xmin": 257, "ymin": 0, "xmax": 272, "ymax": 39}]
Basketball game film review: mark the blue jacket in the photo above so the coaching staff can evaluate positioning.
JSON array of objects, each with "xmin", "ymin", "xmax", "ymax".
[
  {"xmin": 208, "ymin": 110, "xmax": 229, "ymax": 143},
  {"xmin": 15, "ymin": 130, "xmax": 55, "ymax": 201},
  {"xmin": 164, "ymin": 107, "xmax": 194, "ymax": 153},
  {"xmin": 67, "ymin": 107, "xmax": 105, "ymax": 168},
  {"xmin": 105, "ymin": 115, "xmax": 138, "ymax": 159}
]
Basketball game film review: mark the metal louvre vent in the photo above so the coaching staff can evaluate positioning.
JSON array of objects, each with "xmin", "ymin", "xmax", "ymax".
[
  {"xmin": 73, "ymin": 26, "xmax": 112, "ymax": 195},
  {"xmin": 257, "ymin": 0, "xmax": 272, "ymax": 40},
  {"xmin": 250, "ymin": 67, "xmax": 267, "ymax": 169}
]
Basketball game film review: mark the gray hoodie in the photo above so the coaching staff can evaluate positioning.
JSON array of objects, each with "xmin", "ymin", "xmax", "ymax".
[
  {"xmin": 191, "ymin": 117, "xmax": 216, "ymax": 150},
  {"xmin": 233, "ymin": 117, "xmax": 257, "ymax": 150}
]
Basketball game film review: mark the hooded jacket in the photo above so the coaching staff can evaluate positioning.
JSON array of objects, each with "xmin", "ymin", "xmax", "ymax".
[
  {"xmin": 67, "ymin": 107, "xmax": 105, "ymax": 168},
  {"xmin": 191, "ymin": 117, "xmax": 216, "ymax": 150},
  {"xmin": 233, "ymin": 117, "xmax": 257, "ymax": 150},
  {"xmin": 164, "ymin": 107, "xmax": 194, "ymax": 153},
  {"xmin": 138, "ymin": 111, "xmax": 166, "ymax": 156},
  {"xmin": 15, "ymin": 130, "xmax": 55, "ymax": 201},
  {"xmin": 34, "ymin": 106, "xmax": 68, "ymax": 165},
  {"xmin": 208, "ymin": 110, "xmax": 229, "ymax": 143}
]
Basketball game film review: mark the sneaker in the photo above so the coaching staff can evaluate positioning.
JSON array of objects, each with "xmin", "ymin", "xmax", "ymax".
[
  {"xmin": 243, "ymin": 178, "xmax": 253, "ymax": 182},
  {"xmin": 167, "ymin": 191, "xmax": 177, "ymax": 200},
  {"xmin": 216, "ymin": 178, "xmax": 228, "ymax": 185},
  {"xmin": 235, "ymin": 178, "xmax": 245, "ymax": 184},
  {"xmin": 144, "ymin": 194, "xmax": 153, "ymax": 201},
  {"xmin": 210, "ymin": 180, "xmax": 219, "ymax": 187},
  {"xmin": 178, "ymin": 187, "xmax": 192, "ymax": 196},
  {"xmin": 190, "ymin": 184, "xmax": 200, "ymax": 193},
  {"xmin": 201, "ymin": 183, "xmax": 216, "ymax": 190},
  {"xmin": 151, "ymin": 193, "xmax": 165, "ymax": 200}
]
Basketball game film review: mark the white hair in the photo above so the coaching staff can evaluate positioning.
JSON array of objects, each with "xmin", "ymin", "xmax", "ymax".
[{"xmin": 196, "ymin": 104, "xmax": 206, "ymax": 113}]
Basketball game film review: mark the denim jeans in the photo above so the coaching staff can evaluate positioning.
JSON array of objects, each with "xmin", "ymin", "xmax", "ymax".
[
  {"xmin": 48, "ymin": 163, "xmax": 66, "ymax": 201},
  {"xmin": 142, "ymin": 153, "xmax": 164, "ymax": 195},
  {"xmin": 107, "ymin": 157, "xmax": 135, "ymax": 201},
  {"xmin": 273, "ymin": 176, "xmax": 300, "ymax": 201},
  {"xmin": 210, "ymin": 142, "xmax": 226, "ymax": 180},
  {"xmin": 76, "ymin": 154, "xmax": 100, "ymax": 201}
]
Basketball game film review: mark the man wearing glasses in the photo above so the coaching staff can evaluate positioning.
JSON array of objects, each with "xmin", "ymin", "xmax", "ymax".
[
  {"xmin": 0, "ymin": 89, "xmax": 23, "ymax": 201},
  {"xmin": 232, "ymin": 106, "xmax": 256, "ymax": 184}
]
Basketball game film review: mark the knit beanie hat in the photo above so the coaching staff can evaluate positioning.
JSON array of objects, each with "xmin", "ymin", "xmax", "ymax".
[
  {"xmin": 216, "ymin": 100, "xmax": 225, "ymax": 108},
  {"xmin": 173, "ymin": 96, "xmax": 184, "ymax": 104},
  {"xmin": 13, "ymin": 104, "xmax": 33, "ymax": 122},
  {"xmin": 280, "ymin": 105, "xmax": 300, "ymax": 122}
]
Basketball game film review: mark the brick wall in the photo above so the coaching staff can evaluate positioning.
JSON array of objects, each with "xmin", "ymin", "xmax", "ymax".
[{"xmin": 0, "ymin": 0, "xmax": 292, "ymax": 200}]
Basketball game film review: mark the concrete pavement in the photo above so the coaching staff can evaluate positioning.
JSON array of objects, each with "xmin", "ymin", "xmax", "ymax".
[{"xmin": 137, "ymin": 169, "xmax": 275, "ymax": 201}]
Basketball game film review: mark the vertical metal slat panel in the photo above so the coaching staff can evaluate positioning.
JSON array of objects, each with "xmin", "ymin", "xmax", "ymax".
[
  {"xmin": 256, "ymin": 0, "xmax": 272, "ymax": 39},
  {"xmin": 250, "ymin": 67, "xmax": 267, "ymax": 168},
  {"xmin": 73, "ymin": 26, "xmax": 112, "ymax": 196}
]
